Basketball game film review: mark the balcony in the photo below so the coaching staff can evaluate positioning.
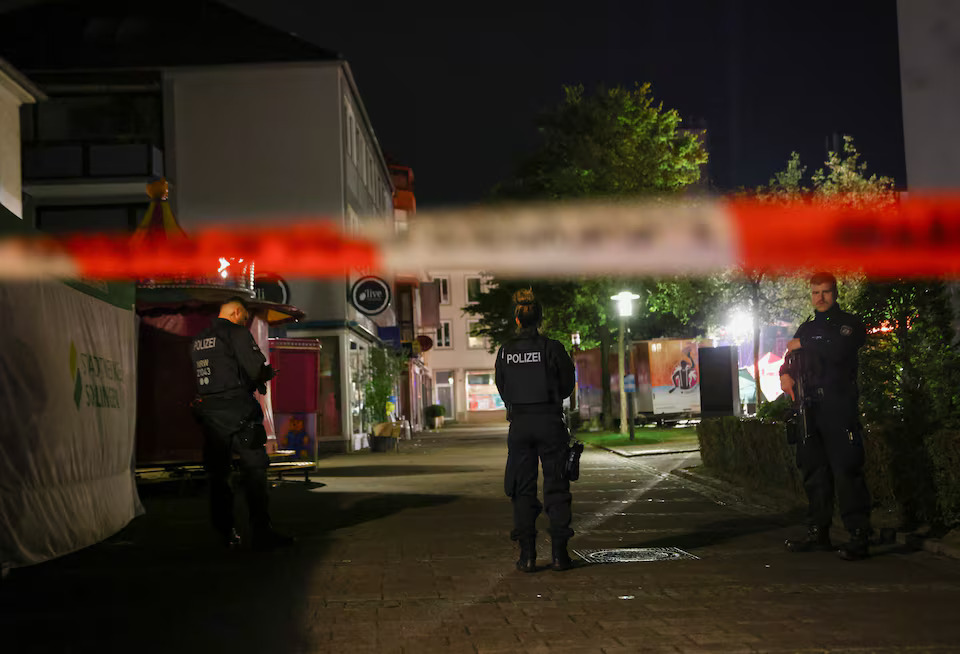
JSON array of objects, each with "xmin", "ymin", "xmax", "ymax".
[{"xmin": 23, "ymin": 142, "xmax": 163, "ymax": 180}]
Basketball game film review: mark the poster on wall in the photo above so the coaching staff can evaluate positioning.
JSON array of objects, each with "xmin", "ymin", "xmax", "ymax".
[
  {"xmin": 0, "ymin": 281, "xmax": 140, "ymax": 569},
  {"xmin": 275, "ymin": 413, "xmax": 317, "ymax": 462},
  {"xmin": 649, "ymin": 339, "xmax": 708, "ymax": 414}
]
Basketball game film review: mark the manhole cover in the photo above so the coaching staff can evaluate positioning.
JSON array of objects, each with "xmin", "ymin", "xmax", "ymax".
[{"xmin": 573, "ymin": 547, "xmax": 699, "ymax": 563}]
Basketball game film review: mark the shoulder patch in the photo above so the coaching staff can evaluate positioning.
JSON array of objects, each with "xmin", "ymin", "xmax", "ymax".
[{"xmin": 840, "ymin": 325, "xmax": 853, "ymax": 336}]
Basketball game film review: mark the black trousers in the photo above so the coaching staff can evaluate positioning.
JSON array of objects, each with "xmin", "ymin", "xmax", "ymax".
[
  {"xmin": 196, "ymin": 398, "xmax": 271, "ymax": 538},
  {"xmin": 797, "ymin": 397, "xmax": 871, "ymax": 534},
  {"xmin": 504, "ymin": 413, "xmax": 573, "ymax": 542}
]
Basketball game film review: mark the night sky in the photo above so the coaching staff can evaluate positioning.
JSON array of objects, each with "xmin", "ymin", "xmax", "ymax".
[{"xmin": 11, "ymin": 0, "xmax": 908, "ymax": 208}]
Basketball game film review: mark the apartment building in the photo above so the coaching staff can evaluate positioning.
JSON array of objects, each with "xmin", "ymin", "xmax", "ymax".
[
  {"xmin": 422, "ymin": 271, "xmax": 505, "ymax": 424},
  {"xmin": 1, "ymin": 0, "xmax": 396, "ymax": 451}
]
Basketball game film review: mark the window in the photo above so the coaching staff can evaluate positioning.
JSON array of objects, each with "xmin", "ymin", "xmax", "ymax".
[
  {"xmin": 37, "ymin": 203, "xmax": 146, "ymax": 233},
  {"xmin": 344, "ymin": 100, "xmax": 355, "ymax": 160},
  {"xmin": 436, "ymin": 320, "xmax": 452, "ymax": 349},
  {"xmin": 354, "ymin": 125, "xmax": 362, "ymax": 165},
  {"xmin": 466, "ymin": 319, "xmax": 487, "ymax": 350},
  {"xmin": 346, "ymin": 206, "xmax": 360, "ymax": 235},
  {"xmin": 433, "ymin": 276, "xmax": 450, "ymax": 304},
  {"xmin": 466, "ymin": 370, "xmax": 504, "ymax": 411},
  {"xmin": 466, "ymin": 276, "xmax": 483, "ymax": 303},
  {"xmin": 31, "ymin": 93, "xmax": 162, "ymax": 144}
]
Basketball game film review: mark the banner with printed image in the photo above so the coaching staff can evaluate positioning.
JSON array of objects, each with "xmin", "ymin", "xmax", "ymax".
[
  {"xmin": 0, "ymin": 281, "xmax": 141, "ymax": 569},
  {"xmin": 647, "ymin": 339, "xmax": 708, "ymax": 414}
]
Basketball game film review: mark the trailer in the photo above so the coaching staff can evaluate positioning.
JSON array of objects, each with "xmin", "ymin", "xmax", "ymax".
[{"xmin": 573, "ymin": 338, "xmax": 711, "ymax": 424}]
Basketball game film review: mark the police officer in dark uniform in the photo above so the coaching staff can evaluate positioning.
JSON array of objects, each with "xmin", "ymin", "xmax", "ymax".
[
  {"xmin": 495, "ymin": 289, "xmax": 577, "ymax": 572},
  {"xmin": 190, "ymin": 297, "xmax": 292, "ymax": 551},
  {"xmin": 780, "ymin": 273, "xmax": 870, "ymax": 560}
]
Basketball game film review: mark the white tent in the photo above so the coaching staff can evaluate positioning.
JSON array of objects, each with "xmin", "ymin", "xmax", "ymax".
[{"xmin": 0, "ymin": 280, "xmax": 142, "ymax": 571}]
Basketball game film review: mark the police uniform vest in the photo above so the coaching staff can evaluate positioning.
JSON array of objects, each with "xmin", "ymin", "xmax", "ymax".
[
  {"xmin": 499, "ymin": 335, "xmax": 552, "ymax": 405},
  {"xmin": 191, "ymin": 321, "xmax": 245, "ymax": 396}
]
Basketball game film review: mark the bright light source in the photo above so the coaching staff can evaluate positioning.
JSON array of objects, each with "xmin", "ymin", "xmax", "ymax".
[
  {"xmin": 727, "ymin": 309, "xmax": 753, "ymax": 342},
  {"xmin": 571, "ymin": 332, "xmax": 581, "ymax": 346},
  {"xmin": 220, "ymin": 271, "xmax": 228, "ymax": 279},
  {"xmin": 611, "ymin": 291, "xmax": 640, "ymax": 318}
]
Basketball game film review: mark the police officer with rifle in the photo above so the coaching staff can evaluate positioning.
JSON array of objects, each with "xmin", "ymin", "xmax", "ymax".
[
  {"xmin": 779, "ymin": 273, "xmax": 870, "ymax": 560},
  {"xmin": 190, "ymin": 297, "xmax": 293, "ymax": 551},
  {"xmin": 495, "ymin": 289, "xmax": 577, "ymax": 572}
]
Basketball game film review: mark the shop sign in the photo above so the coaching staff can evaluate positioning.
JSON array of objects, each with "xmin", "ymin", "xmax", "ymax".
[{"xmin": 350, "ymin": 276, "xmax": 392, "ymax": 316}]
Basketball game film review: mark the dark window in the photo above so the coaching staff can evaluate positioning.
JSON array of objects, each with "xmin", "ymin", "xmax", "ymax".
[
  {"xmin": 36, "ymin": 203, "xmax": 147, "ymax": 233},
  {"xmin": 467, "ymin": 277, "xmax": 482, "ymax": 303},
  {"xmin": 29, "ymin": 93, "xmax": 162, "ymax": 144}
]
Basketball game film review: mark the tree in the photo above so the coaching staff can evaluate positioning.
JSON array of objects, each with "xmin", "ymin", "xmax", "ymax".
[
  {"xmin": 471, "ymin": 83, "xmax": 709, "ymax": 429},
  {"xmin": 493, "ymin": 83, "xmax": 708, "ymax": 200},
  {"xmin": 362, "ymin": 347, "xmax": 406, "ymax": 428},
  {"xmin": 648, "ymin": 137, "xmax": 884, "ymax": 408}
]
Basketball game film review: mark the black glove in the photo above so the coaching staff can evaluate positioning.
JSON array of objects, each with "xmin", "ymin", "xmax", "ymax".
[{"xmin": 261, "ymin": 365, "xmax": 276, "ymax": 382}]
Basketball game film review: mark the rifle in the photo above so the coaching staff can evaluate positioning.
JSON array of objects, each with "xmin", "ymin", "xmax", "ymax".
[{"xmin": 784, "ymin": 349, "xmax": 810, "ymax": 445}]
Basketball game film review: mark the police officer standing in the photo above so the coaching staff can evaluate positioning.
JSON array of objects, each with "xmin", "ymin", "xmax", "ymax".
[
  {"xmin": 780, "ymin": 273, "xmax": 870, "ymax": 560},
  {"xmin": 190, "ymin": 297, "xmax": 292, "ymax": 551},
  {"xmin": 495, "ymin": 289, "xmax": 577, "ymax": 572}
]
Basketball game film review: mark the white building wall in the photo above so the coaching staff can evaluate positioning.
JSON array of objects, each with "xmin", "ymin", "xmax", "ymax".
[
  {"xmin": 422, "ymin": 270, "xmax": 504, "ymax": 423},
  {"xmin": 164, "ymin": 60, "xmax": 394, "ymax": 448},
  {"xmin": 165, "ymin": 63, "xmax": 344, "ymax": 228},
  {"xmin": 0, "ymin": 70, "xmax": 35, "ymax": 218},
  {"xmin": 897, "ymin": 0, "xmax": 960, "ymax": 189}
]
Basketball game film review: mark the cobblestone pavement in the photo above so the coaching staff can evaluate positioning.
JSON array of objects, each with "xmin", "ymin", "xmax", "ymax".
[{"xmin": 3, "ymin": 428, "xmax": 960, "ymax": 653}]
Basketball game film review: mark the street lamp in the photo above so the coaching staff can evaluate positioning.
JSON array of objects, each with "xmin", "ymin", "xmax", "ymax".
[{"xmin": 611, "ymin": 291, "xmax": 640, "ymax": 436}]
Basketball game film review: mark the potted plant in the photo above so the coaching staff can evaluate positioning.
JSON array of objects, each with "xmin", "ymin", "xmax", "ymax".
[
  {"xmin": 363, "ymin": 347, "xmax": 406, "ymax": 451},
  {"xmin": 425, "ymin": 404, "xmax": 446, "ymax": 430}
]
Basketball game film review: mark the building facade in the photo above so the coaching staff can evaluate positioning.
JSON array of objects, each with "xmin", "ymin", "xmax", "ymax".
[
  {"xmin": 0, "ymin": 57, "xmax": 43, "ymax": 224},
  {"xmin": 1, "ymin": 0, "xmax": 396, "ymax": 452},
  {"xmin": 421, "ymin": 271, "xmax": 505, "ymax": 424}
]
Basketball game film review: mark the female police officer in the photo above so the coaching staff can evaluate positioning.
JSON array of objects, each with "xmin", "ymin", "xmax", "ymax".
[{"xmin": 495, "ymin": 289, "xmax": 576, "ymax": 572}]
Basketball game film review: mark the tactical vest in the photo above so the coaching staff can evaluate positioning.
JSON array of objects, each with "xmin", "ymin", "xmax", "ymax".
[
  {"xmin": 190, "ymin": 321, "xmax": 244, "ymax": 396},
  {"xmin": 500, "ymin": 335, "xmax": 552, "ymax": 405}
]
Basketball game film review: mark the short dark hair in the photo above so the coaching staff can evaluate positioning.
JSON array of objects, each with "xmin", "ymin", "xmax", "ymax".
[
  {"xmin": 809, "ymin": 272, "xmax": 838, "ymax": 294},
  {"xmin": 223, "ymin": 296, "xmax": 250, "ymax": 311}
]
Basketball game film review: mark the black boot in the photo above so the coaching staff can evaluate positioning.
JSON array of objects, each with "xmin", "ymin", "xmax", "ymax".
[
  {"xmin": 837, "ymin": 529, "xmax": 870, "ymax": 561},
  {"xmin": 785, "ymin": 526, "xmax": 834, "ymax": 552},
  {"xmin": 515, "ymin": 539, "xmax": 536, "ymax": 573},
  {"xmin": 550, "ymin": 540, "xmax": 573, "ymax": 572}
]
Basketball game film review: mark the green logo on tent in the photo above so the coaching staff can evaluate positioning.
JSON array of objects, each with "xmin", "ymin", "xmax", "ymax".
[{"xmin": 70, "ymin": 341, "xmax": 123, "ymax": 410}]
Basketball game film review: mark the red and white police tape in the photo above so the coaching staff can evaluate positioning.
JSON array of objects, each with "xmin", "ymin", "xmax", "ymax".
[{"xmin": 1, "ymin": 195, "xmax": 958, "ymax": 280}]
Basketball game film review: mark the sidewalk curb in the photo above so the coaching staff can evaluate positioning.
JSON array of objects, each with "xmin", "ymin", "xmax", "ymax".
[
  {"xmin": 648, "ymin": 455, "xmax": 960, "ymax": 562},
  {"xmin": 896, "ymin": 532, "xmax": 960, "ymax": 560},
  {"xmin": 671, "ymin": 465, "xmax": 960, "ymax": 561},
  {"xmin": 587, "ymin": 444, "xmax": 701, "ymax": 458}
]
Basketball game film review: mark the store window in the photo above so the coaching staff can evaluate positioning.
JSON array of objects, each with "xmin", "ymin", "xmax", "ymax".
[{"xmin": 466, "ymin": 371, "xmax": 504, "ymax": 411}]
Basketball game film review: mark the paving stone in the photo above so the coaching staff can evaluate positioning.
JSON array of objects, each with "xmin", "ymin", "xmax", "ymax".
[{"xmin": 5, "ymin": 429, "xmax": 960, "ymax": 653}]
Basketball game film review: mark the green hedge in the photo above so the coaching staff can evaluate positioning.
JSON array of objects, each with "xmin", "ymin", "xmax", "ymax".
[
  {"xmin": 926, "ymin": 429, "xmax": 960, "ymax": 526},
  {"xmin": 697, "ymin": 418, "xmax": 960, "ymax": 530}
]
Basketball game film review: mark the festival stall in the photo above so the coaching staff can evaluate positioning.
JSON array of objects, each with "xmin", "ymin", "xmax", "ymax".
[{"xmin": 133, "ymin": 180, "xmax": 303, "ymax": 466}]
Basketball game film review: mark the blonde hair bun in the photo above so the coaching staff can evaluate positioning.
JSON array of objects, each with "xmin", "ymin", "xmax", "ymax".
[{"xmin": 512, "ymin": 288, "xmax": 536, "ymax": 306}]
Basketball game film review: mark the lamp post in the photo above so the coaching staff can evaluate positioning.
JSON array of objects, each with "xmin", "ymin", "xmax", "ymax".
[
  {"xmin": 570, "ymin": 332, "xmax": 581, "ymax": 413},
  {"xmin": 611, "ymin": 291, "xmax": 640, "ymax": 436}
]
